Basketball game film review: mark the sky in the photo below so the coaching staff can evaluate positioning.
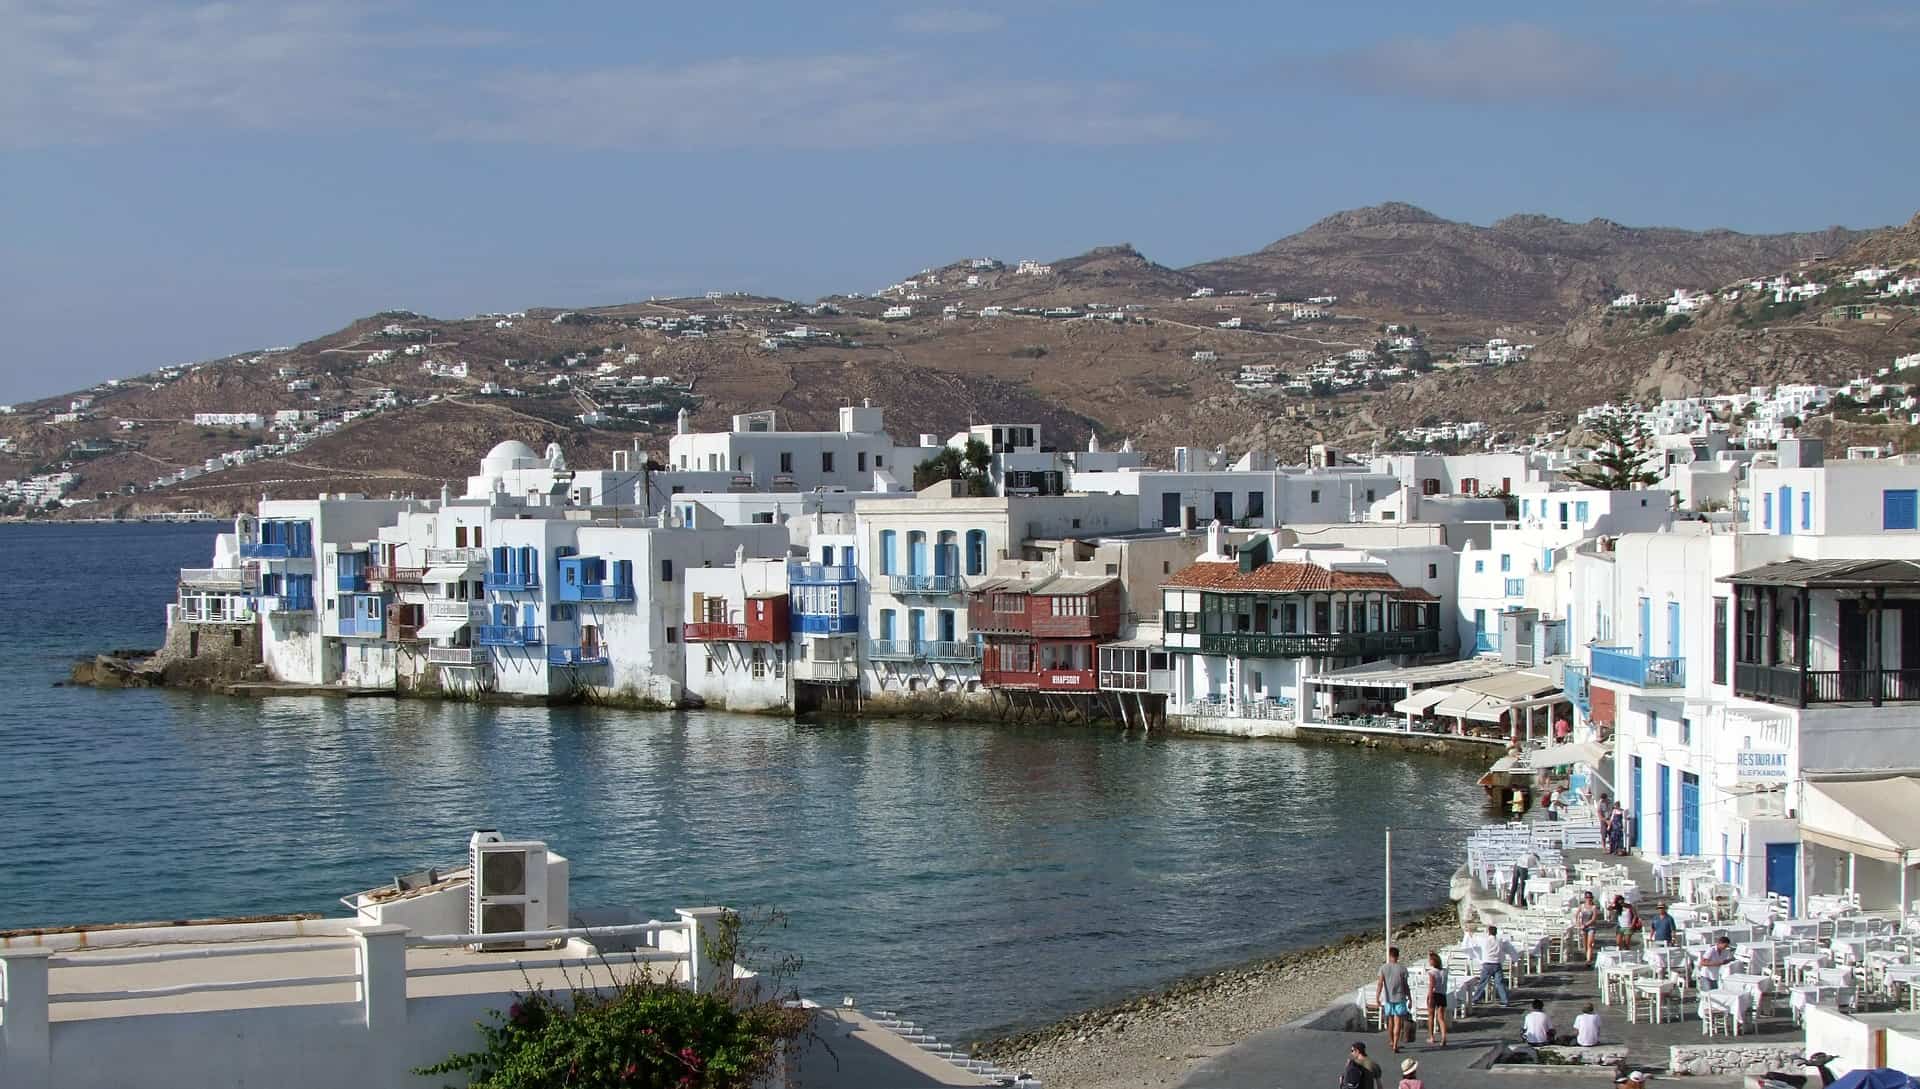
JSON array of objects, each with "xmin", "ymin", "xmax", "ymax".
[{"xmin": 2, "ymin": 0, "xmax": 1917, "ymax": 403}]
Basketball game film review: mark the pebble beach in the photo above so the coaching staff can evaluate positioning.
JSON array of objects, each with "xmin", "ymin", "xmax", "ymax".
[{"xmin": 974, "ymin": 907, "xmax": 1462, "ymax": 1089}]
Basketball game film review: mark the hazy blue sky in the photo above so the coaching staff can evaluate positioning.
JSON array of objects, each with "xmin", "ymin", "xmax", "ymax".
[{"xmin": 3, "ymin": 0, "xmax": 1916, "ymax": 402}]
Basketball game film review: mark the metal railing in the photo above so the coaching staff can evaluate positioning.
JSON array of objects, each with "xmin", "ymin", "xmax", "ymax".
[
  {"xmin": 1196, "ymin": 628, "xmax": 1440, "ymax": 659},
  {"xmin": 788, "ymin": 561, "xmax": 858, "ymax": 584},
  {"xmin": 890, "ymin": 573, "xmax": 960, "ymax": 596},
  {"xmin": 474, "ymin": 624, "xmax": 544, "ymax": 646},
  {"xmin": 426, "ymin": 645, "xmax": 487, "ymax": 666},
  {"xmin": 548, "ymin": 646, "xmax": 610, "ymax": 666},
  {"xmin": 683, "ymin": 621, "xmax": 749, "ymax": 642},
  {"xmin": 563, "ymin": 582, "xmax": 635, "ymax": 602},
  {"xmin": 239, "ymin": 541, "xmax": 309, "ymax": 560},
  {"xmin": 427, "ymin": 600, "xmax": 482, "ymax": 620},
  {"xmin": 266, "ymin": 592, "xmax": 315, "ymax": 614},
  {"xmin": 367, "ymin": 565, "xmax": 426, "ymax": 583},
  {"xmin": 179, "ymin": 567, "xmax": 258, "ymax": 591},
  {"xmin": 792, "ymin": 658, "xmax": 860, "ymax": 682},
  {"xmin": 1590, "ymin": 646, "xmax": 1685, "ymax": 688},
  {"xmin": 484, "ymin": 569, "xmax": 540, "ymax": 592},
  {"xmin": 1734, "ymin": 662, "xmax": 1920, "ymax": 707},
  {"xmin": 423, "ymin": 547, "xmax": 485, "ymax": 566},
  {"xmin": 868, "ymin": 638, "xmax": 920, "ymax": 660},
  {"xmin": 921, "ymin": 640, "xmax": 980, "ymax": 663}
]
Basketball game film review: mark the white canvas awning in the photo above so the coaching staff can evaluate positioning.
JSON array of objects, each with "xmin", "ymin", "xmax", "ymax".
[
  {"xmin": 1433, "ymin": 688, "xmax": 1491, "ymax": 719},
  {"xmin": 416, "ymin": 617, "xmax": 470, "ymax": 639},
  {"xmin": 1522, "ymin": 740, "xmax": 1608, "ymax": 770},
  {"xmin": 423, "ymin": 565, "xmax": 475, "ymax": 583},
  {"xmin": 1800, "ymin": 777, "xmax": 1920, "ymax": 866},
  {"xmin": 1393, "ymin": 687, "xmax": 1452, "ymax": 715}
]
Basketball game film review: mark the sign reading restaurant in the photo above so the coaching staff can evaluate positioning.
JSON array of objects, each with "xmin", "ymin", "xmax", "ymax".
[{"xmin": 1735, "ymin": 748, "xmax": 1790, "ymax": 784}]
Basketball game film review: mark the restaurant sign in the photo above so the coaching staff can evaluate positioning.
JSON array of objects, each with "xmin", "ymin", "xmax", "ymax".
[{"xmin": 1734, "ymin": 748, "xmax": 1790, "ymax": 784}]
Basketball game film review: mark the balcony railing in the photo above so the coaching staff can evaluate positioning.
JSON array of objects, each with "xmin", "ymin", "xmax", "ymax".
[
  {"xmin": 239, "ymin": 541, "xmax": 309, "ymax": 560},
  {"xmin": 1590, "ymin": 646, "xmax": 1685, "ymax": 688},
  {"xmin": 427, "ymin": 601, "xmax": 482, "ymax": 621},
  {"xmin": 1562, "ymin": 663, "xmax": 1591, "ymax": 710},
  {"xmin": 890, "ymin": 573, "xmax": 960, "ymax": 596},
  {"xmin": 967, "ymin": 609, "xmax": 1031, "ymax": 636},
  {"xmin": 367, "ymin": 565, "xmax": 427, "ymax": 583},
  {"xmin": 1734, "ymin": 662, "xmax": 1920, "ymax": 707},
  {"xmin": 548, "ymin": 646, "xmax": 610, "ymax": 666},
  {"xmin": 484, "ymin": 569, "xmax": 540, "ymax": 592},
  {"xmin": 794, "ymin": 613, "xmax": 859, "ymax": 635},
  {"xmin": 1190, "ymin": 629, "xmax": 1440, "ymax": 659},
  {"xmin": 423, "ymin": 547, "xmax": 485, "ymax": 566},
  {"xmin": 179, "ymin": 567, "xmax": 258, "ymax": 591},
  {"xmin": 336, "ymin": 570, "xmax": 369, "ymax": 592},
  {"xmin": 683, "ymin": 621, "xmax": 749, "ymax": 642},
  {"xmin": 265, "ymin": 592, "xmax": 315, "ymax": 614},
  {"xmin": 869, "ymin": 639, "xmax": 920, "ymax": 661},
  {"xmin": 789, "ymin": 561, "xmax": 858, "ymax": 585},
  {"xmin": 426, "ymin": 645, "xmax": 488, "ymax": 666},
  {"xmin": 1473, "ymin": 631, "xmax": 1499, "ymax": 654},
  {"xmin": 474, "ymin": 624, "xmax": 544, "ymax": 647},
  {"xmin": 982, "ymin": 667, "xmax": 1097, "ymax": 691},
  {"xmin": 559, "ymin": 582, "xmax": 635, "ymax": 603},
  {"xmin": 174, "ymin": 601, "xmax": 256, "ymax": 624},
  {"xmin": 921, "ymin": 640, "xmax": 979, "ymax": 663},
  {"xmin": 793, "ymin": 658, "xmax": 860, "ymax": 683},
  {"xmin": 336, "ymin": 616, "xmax": 384, "ymax": 638}
]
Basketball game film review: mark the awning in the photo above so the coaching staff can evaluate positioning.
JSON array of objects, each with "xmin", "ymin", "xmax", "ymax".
[
  {"xmin": 1800, "ymin": 776, "xmax": 1920, "ymax": 865},
  {"xmin": 1434, "ymin": 688, "xmax": 1491, "ymax": 719},
  {"xmin": 423, "ymin": 565, "xmax": 474, "ymax": 583},
  {"xmin": 1393, "ymin": 687, "xmax": 1452, "ymax": 715},
  {"xmin": 1521, "ymin": 740, "xmax": 1608, "ymax": 770},
  {"xmin": 416, "ymin": 617, "xmax": 471, "ymax": 639}
]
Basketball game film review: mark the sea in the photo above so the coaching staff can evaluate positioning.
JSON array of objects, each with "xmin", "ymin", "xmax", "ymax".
[{"xmin": 0, "ymin": 522, "xmax": 1490, "ymax": 1040}]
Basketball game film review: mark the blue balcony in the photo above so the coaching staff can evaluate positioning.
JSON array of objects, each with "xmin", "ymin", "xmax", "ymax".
[
  {"xmin": 795, "ymin": 613, "xmax": 859, "ymax": 636},
  {"xmin": 921, "ymin": 640, "xmax": 979, "ymax": 663},
  {"xmin": 548, "ymin": 645, "xmax": 609, "ymax": 666},
  {"xmin": 556, "ymin": 581, "xmax": 634, "ymax": 603},
  {"xmin": 336, "ymin": 615, "xmax": 383, "ymax": 638},
  {"xmin": 241, "ymin": 542, "xmax": 292, "ymax": 560},
  {"xmin": 890, "ymin": 573, "xmax": 960, "ymax": 596},
  {"xmin": 1562, "ymin": 663, "xmax": 1591, "ymax": 716},
  {"xmin": 275, "ymin": 591, "xmax": 316, "ymax": 614},
  {"xmin": 475, "ymin": 624, "xmax": 545, "ymax": 647},
  {"xmin": 337, "ymin": 570, "xmax": 368, "ymax": 592},
  {"xmin": 1473, "ymin": 631, "xmax": 1500, "ymax": 654},
  {"xmin": 1590, "ymin": 646, "xmax": 1685, "ymax": 688},
  {"xmin": 789, "ymin": 561, "xmax": 858, "ymax": 585},
  {"xmin": 485, "ymin": 569, "xmax": 540, "ymax": 592}
]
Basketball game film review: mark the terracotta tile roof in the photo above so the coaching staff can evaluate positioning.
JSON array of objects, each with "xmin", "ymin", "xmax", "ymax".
[
  {"xmin": 1163, "ymin": 560, "xmax": 1408, "ymax": 594},
  {"xmin": 1392, "ymin": 588, "xmax": 1440, "ymax": 602}
]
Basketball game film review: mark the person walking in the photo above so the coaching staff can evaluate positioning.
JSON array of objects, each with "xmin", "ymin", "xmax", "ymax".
[
  {"xmin": 1608, "ymin": 806, "xmax": 1628, "ymax": 855},
  {"xmin": 1424, "ymin": 951, "xmax": 1449, "ymax": 1047},
  {"xmin": 1508, "ymin": 847, "xmax": 1540, "ymax": 906},
  {"xmin": 1340, "ymin": 1041, "xmax": 1382, "ymax": 1089},
  {"xmin": 1646, "ymin": 904, "xmax": 1678, "ymax": 947},
  {"xmin": 1376, "ymin": 946, "xmax": 1413, "ymax": 1054},
  {"xmin": 1574, "ymin": 892, "xmax": 1601, "ymax": 963},
  {"xmin": 1397, "ymin": 1058, "xmax": 1424, "ymax": 1089},
  {"xmin": 1469, "ymin": 925, "xmax": 1515, "ymax": 1007},
  {"xmin": 1611, "ymin": 895, "xmax": 1642, "ymax": 951}
]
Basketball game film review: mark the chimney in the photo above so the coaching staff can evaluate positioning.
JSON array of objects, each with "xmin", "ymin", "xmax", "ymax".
[{"xmin": 1207, "ymin": 518, "xmax": 1228, "ymax": 558}]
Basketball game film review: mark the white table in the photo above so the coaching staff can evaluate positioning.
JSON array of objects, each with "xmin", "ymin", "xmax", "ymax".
[{"xmin": 1699, "ymin": 989, "xmax": 1754, "ymax": 1034}]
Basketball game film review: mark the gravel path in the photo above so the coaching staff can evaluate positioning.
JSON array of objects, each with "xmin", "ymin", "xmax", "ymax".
[{"xmin": 973, "ymin": 908, "xmax": 1461, "ymax": 1089}]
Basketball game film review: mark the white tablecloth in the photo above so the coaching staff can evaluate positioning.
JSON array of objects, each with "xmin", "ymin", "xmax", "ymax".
[{"xmin": 1699, "ymin": 988, "xmax": 1754, "ymax": 1025}]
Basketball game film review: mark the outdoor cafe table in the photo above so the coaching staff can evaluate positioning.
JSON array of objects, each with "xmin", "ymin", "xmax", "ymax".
[
  {"xmin": 1831, "ymin": 937, "xmax": 1871, "ymax": 964},
  {"xmin": 1739, "ymin": 942, "xmax": 1780, "ymax": 973},
  {"xmin": 1599, "ymin": 961, "xmax": 1653, "ymax": 1005},
  {"xmin": 1784, "ymin": 952, "xmax": 1830, "ymax": 985},
  {"xmin": 1774, "ymin": 919, "xmax": 1822, "ymax": 941},
  {"xmin": 1699, "ymin": 988, "xmax": 1755, "ymax": 1033}
]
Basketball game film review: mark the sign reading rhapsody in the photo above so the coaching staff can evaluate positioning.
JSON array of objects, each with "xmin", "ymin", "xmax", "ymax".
[{"xmin": 1735, "ymin": 749, "xmax": 1790, "ymax": 784}]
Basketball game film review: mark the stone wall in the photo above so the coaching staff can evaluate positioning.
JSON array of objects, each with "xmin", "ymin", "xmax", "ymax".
[
  {"xmin": 1537, "ymin": 1045, "xmax": 1629, "ymax": 1066},
  {"xmin": 1668, "ymin": 1042, "xmax": 1802, "ymax": 1077},
  {"xmin": 148, "ymin": 617, "xmax": 263, "ymax": 687}
]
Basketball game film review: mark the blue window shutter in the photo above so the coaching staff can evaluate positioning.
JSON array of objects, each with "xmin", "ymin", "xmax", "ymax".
[
  {"xmin": 1763, "ymin": 493, "xmax": 1773, "ymax": 529},
  {"xmin": 1885, "ymin": 490, "xmax": 1918, "ymax": 530},
  {"xmin": 1800, "ymin": 491, "xmax": 1810, "ymax": 530}
]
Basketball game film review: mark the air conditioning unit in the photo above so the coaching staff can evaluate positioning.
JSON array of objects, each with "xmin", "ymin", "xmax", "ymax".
[{"xmin": 468, "ymin": 830, "xmax": 550, "ymax": 950}]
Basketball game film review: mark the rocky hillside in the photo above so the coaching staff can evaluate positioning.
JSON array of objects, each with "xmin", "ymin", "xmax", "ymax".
[
  {"xmin": 1186, "ymin": 202, "xmax": 1870, "ymax": 319},
  {"xmin": 5, "ymin": 202, "xmax": 1915, "ymax": 518}
]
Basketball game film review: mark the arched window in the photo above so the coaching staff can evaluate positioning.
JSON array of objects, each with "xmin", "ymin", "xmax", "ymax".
[
  {"xmin": 907, "ymin": 531, "xmax": 927, "ymax": 576},
  {"xmin": 965, "ymin": 530, "xmax": 987, "ymax": 576},
  {"xmin": 936, "ymin": 530, "xmax": 958, "ymax": 576}
]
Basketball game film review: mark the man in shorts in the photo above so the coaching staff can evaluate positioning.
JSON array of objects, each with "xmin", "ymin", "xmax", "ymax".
[{"xmin": 1376, "ymin": 946, "xmax": 1414, "ymax": 1053}]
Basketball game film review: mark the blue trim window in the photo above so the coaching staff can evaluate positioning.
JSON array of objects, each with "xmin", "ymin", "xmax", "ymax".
[
  {"xmin": 1499, "ymin": 554, "xmax": 1511, "ymax": 573},
  {"xmin": 965, "ymin": 530, "xmax": 987, "ymax": 576},
  {"xmin": 1800, "ymin": 491, "xmax": 1811, "ymax": 531},
  {"xmin": 1885, "ymin": 490, "xmax": 1918, "ymax": 530},
  {"xmin": 878, "ymin": 530, "xmax": 896, "ymax": 575},
  {"xmin": 1574, "ymin": 501, "xmax": 1590, "ymax": 523},
  {"xmin": 1762, "ymin": 493, "xmax": 1773, "ymax": 529},
  {"xmin": 1474, "ymin": 559, "xmax": 1485, "ymax": 574}
]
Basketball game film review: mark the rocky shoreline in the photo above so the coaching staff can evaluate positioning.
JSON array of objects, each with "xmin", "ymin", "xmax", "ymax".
[{"xmin": 972, "ymin": 907, "xmax": 1461, "ymax": 1089}]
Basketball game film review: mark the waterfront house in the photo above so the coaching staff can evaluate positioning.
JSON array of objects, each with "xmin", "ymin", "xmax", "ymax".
[
  {"xmin": 683, "ymin": 555, "xmax": 791, "ymax": 712},
  {"xmin": 970, "ymin": 565, "xmax": 1123, "ymax": 702}
]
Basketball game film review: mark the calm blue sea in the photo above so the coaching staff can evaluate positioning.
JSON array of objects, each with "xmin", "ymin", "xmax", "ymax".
[{"xmin": 0, "ymin": 522, "xmax": 1489, "ymax": 1039}]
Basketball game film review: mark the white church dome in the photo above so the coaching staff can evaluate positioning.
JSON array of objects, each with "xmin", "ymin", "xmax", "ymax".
[{"xmin": 482, "ymin": 440, "xmax": 538, "ymax": 472}]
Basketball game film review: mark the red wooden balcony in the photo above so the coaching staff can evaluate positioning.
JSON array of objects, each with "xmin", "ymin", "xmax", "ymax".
[
  {"xmin": 981, "ymin": 667, "xmax": 1099, "ymax": 691},
  {"xmin": 1031, "ymin": 613, "xmax": 1121, "ymax": 640},
  {"xmin": 683, "ymin": 621, "xmax": 749, "ymax": 642}
]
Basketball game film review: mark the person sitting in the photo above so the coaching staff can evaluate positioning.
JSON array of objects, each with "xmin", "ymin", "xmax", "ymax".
[
  {"xmin": 1522, "ymin": 999, "xmax": 1555, "ymax": 1046},
  {"xmin": 1574, "ymin": 1002, "xmax": 1602, "ymax": 1047}
]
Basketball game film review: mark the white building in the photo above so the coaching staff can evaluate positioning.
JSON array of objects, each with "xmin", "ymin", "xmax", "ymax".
[
  {"xmin": 193, "ymin": 412, "xmax": 266, "ymax": 429},
  {"xmin": 666, "ymin": 404, "xmax": 912, "ymax": 493}
]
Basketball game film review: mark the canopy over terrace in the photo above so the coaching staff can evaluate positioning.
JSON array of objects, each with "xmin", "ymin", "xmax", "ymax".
[
  {"xmin": 1799, "ymin": 774, "xmax": 1920, "ymax": 913},
  {"xmin": 1297, "ymin": 658, "xmax": 1515, "ymax": 732},
  {"xmin": 1406, "ymin": 669, "xmax": 1568, "ymax": 744}
]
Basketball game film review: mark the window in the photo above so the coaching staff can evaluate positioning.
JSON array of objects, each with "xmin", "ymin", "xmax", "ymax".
[
  {"xmin": 752, "ymin": 648, "xmax": 766, "ymax": 678},
  {"xmin": 1762, "ymin": 492, "xmax": 1774, "ymax": 529},
  {"xmin": 455, "ymin": 525, "xmax": 468, "ymax": 547},
  {"xmin": 1681, "ymin": 718, "xmax": 1693, "ymax": 745},
  {"xmin": 878, "ymin": 530, "xmax": 896, "ymax": 575},
  {"xmin": 1310, "ymin": 489, "xmax": 1321, "ymax": 503},
  {"xmin": 550, "ymin": 604, "xmax": 576, "ymax": 621},
  {"xmin": 1499, "ymin": 554, "xmax": 1511, "ymax": 572},
  {"xmin": 1574, "ymin": 501, "xmax": 1589, "ymax": 523},
  {"xmin": 1366, "ymin": 488, "xmax": 1376, "ymax": 503},
  {"xmin": 1427, "ymin": 563, "xmax": 1438, "ymax": 578},
  {"xmin": 1800, "ymin": 491, "xmax": 1811, "ymax": 530},
  {"xmin": 857, "ymin": 451, "xmax": 867, "ymax": 472},
  {"xmin": 751, "ymin": 512, "xmax": 774, "ymax": 524},
  {"xmin": 1648, "ymin": 710, "xmax": 1659, "ymax": 738},
  {"xmin": 1052, "ymin": 596, "xmax": 1091, "ymax": 617},
  {"xmin": 1214, "ymin": 492, "xmax": 1234, "ymax": 523},
  {"xmin": 1505, "ymin": 578, "xmax": 1525, "ymax": 597},
  {"xmin": 666, "ymin": 626, "xmax": 677, "ymax": 643},
  {"xmin": 822, "ymin": 451, "xmax": 835, "ymax": 473},
  {"xmin": 1474, "ymin": 559, "xmax": 1485, "ymax": 574},
  {"xmin": 1521, "ymin": 499, "xmax": 1529, "ymax": 518},
  {"xmin": 1885, "ymin": 489, "xmax": 1917, "ymax": 530},
  {"xmin": 1247, "ymin": 491, "xmax": 1264, "ymax": 520},
  {"xmin": 965, "ymin": 530, "xmax": 987, "ymax": 576},
  {"xmin": 779, "ymin": 451, "xmax": 793, "ymax": 473},
  {"xmin": 660, "ymin": 559, "xmax": 674, "ymax": 583},
  {"xmin": 1713, "ymin": 597, "xmax": 1728, "ymax": 685},
  {"xmin": 875, "ymin": 455, "xmax": 883, "ymax": 467}
]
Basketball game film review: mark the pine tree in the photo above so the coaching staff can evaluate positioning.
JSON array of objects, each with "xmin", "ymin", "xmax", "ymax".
[{"xmin": 1564, "ymin": 414, "xmax": 1660, "ymax": 490}]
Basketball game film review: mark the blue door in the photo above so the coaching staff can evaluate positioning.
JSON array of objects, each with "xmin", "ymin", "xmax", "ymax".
[
  {"xmin": 1657, "ymin": 763, "xmax": 1671, "ymax": 856},
  {"xmin": 1630, "ymin": 756, "xmax": 1643, "ymax": 850},
  {"xmin": 1722, "ymin": 833, "xmax": 1732, "ymax": 882},
  {"xmin": 1778, "ymin": 486, "xmax": 1793, "ymax": 536},
  {"xmin": 1766, "ymin": 843, "xmax": 1799, "ymax": 911},
  {"xmin": 909, "ymin": 609, "xmax": 926, "ymax": 647},
  {"xmin": 1666, "ymin": 601, "xmax": 1681, "ymax": 659},
  {"xmin": 1680, "ymin": 772, "xmax": 1700, "ymax": 856},
  {"xmin": 1637, "ymin": 597, "xmax": 1651, "ymax": 657}
]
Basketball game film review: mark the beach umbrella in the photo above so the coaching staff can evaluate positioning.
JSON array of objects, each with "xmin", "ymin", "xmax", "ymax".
[{"xmin": 1828, "ymin": 1070, "xmax": 1919, "ymax": 1089}]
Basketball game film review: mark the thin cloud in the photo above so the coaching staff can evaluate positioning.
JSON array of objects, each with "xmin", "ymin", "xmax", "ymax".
[
  {"xmin": 445, "ymin": 54, "xmax": 1202, "ymax": 149},
  {"xmin": 0, "ymin": 2, "xmax": 1196, "ymax": 149},
  {"xmin": 893, "ymin": 8, "xmax": 1006, "ymax": 34},
  {"xmin": 1315, "ymin": 23, "xmax": 1752, "ymax": 107}
]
